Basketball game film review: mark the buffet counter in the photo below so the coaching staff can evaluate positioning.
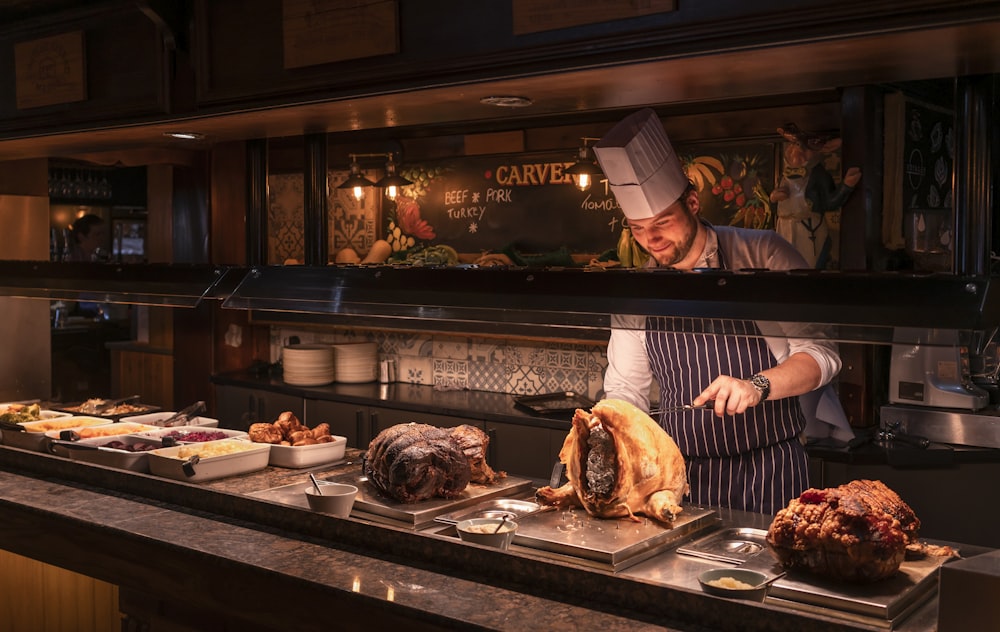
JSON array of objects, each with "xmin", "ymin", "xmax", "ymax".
[{"xmin": 0, "ymin": 442, "xmax": 985, "ymax": 632}]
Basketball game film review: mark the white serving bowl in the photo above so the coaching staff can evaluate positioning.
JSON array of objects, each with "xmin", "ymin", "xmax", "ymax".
[
  {"xmin": 268, "ymin": 435, "xmax": 347, "ymax": 468},
  {"xmin": 305, "ymin": 482, "xmax": 358, "ymax": 517},
  {"xmin": 132, "ymin": 426, "xmax": 247, "ymax": 444},
  {"xmin": 61, "ymin": 434, "xmax": 167, "ymax": 473},
  {"xmin": 4, "ymin": 416, "xmax": 113, "ymax": 452},
  {"xmin": 456, "ymin": 518, "xmax": 518, "ymax": 550},
  {"xmin": 147, "ymin": 439, "xmax": 270, "ymax": 482},
  {"xmin": 125, "ymin": 411, "xmax": 220, "ymax": 428},
  {"xmin": 45, "ymin": 421, "xmax": 160, "ymax": 456}
]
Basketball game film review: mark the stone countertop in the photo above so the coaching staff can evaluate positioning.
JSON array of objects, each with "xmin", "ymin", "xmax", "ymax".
[{"xmin": 0, "ymin": 442, "xmax": 977, "ymax": 632}]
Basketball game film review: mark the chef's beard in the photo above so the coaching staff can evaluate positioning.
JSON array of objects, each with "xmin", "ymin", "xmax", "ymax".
[{"xmin": 648, "ymin": 210, "xmax": 699, "ymax": 268}]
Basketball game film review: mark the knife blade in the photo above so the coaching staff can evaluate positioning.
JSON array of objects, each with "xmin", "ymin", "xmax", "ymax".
[{"xmin": 649, "ymin": 401, "xmax": 715, "ymax": 415}]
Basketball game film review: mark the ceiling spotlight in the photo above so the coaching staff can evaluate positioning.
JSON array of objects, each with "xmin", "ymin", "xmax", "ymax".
[
  {"xmin": 479, "ymin": 95, "xmax": 533, "ymax": 108},
  {"xmin": 565, "ymin": 137, "xmax": 601, "ymax": 192},
  {"xmin": 163, "ymin": 132, "xmax": 205, "ymax": 141}
]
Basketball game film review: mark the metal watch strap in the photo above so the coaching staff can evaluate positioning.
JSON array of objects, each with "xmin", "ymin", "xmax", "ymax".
[{"xmin": 748, "ymin": 373, "xmax": 770, "ymax": 403}]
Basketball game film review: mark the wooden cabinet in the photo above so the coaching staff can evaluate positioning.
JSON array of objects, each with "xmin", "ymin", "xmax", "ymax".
[
  {"xmin": 0, "ymin": 5, "xmax": 176, "ymax": 133},
  {"xmin": 215, "ymin": 384, "xmax": 303, "ymax": 430}
]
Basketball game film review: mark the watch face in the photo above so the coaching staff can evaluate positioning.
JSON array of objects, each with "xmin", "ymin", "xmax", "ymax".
[{"xmin": 751, "ymin": 374, "xmax": 770, "ymax": 400}]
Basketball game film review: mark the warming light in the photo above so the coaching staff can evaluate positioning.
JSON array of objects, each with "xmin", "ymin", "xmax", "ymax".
[
  {"xmin": 337, "ymin": 155, "xmax": 377, "ymax": 202},
  {"xmin": 338, "ymin": 152, "xmax": 412, "ymax": 202},
  {"xmin": 375, "ymin": 153, "xmax": 413, "ymax": 200},
  {"xmin": 565, "ymin": 137, "xmax": 601, "ymax": 192}
]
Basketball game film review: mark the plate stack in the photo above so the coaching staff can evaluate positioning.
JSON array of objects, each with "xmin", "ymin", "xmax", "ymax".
[
  {"xmin": 282, "ymin": 344, "xmax": 335, "ymax": 386},
  {"xmin": 333, "ymin": 342, "xmax": 379, "ymax": 383}
]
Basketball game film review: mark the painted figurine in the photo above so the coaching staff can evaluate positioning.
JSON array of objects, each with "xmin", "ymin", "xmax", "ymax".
[{"xmin": 769, "ymin": 123, "xmax": 862, "ymax": 269}]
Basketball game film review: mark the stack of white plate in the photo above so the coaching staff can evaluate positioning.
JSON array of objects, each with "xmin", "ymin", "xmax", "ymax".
[
  {"xmin": 282, "ymin": 344, "xmax": 335, "ymax": 386},
  {"xmin": 333, "ymin": 342, "xmax": 378, "ymax": 383}
]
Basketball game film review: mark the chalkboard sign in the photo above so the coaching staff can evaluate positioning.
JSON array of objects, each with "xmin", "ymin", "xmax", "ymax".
[{"xmin": 392, "ymin": 152, "xmax": 623, "ymax": 255}]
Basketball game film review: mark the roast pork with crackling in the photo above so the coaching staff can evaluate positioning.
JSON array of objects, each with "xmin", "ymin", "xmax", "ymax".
[{"xmin": 766, "ymin": 479, "xmax": 921, "ymax": 582}]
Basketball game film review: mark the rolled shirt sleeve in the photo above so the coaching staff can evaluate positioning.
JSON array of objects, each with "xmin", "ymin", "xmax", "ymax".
[{"xmin": 603, "ymin": 314, "xmax": 653, "ymax": 411}]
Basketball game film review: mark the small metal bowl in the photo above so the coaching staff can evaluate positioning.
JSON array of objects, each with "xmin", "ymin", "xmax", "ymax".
[{"xmin": 697, "ymin": 568, "xmax": 770, "ymax": 601}]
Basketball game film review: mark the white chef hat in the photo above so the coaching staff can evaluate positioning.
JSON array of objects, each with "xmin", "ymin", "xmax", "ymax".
[{"xmin": 593, "ymin": 108, "xmax": 689, "ymax": 221}]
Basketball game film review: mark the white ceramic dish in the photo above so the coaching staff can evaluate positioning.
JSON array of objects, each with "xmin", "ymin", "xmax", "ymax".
[
  {"xmin": 45, "ymin": 422, "xmax": 160, "ymax": 456},
  {"xmin": 3, "ymin": 416, "xmax": 113, "ymax": 452},
  {"xmin": 305, "ymin": 482, "xmax": 357, "ymax": 517},
  {"xmin": 456, "ymin": 518, "xmax": 518, "ymax": 550},
  {"xmin": 147, "ymin": 439, "xmax": 270, "ymax": 482},
  {"xmin": 0, "ymin": 402, "xmax": 73, "ymax": 422},
  {"xmin": 125, "ymin": 411, "xmax": 220, "ymax": 428},
  {"xmin": 60, "ymin": 434, "xmax": 167, "ymax": 473},
  {"xmin": 132, "ymin": 426, "xmax": 247, "ymax": 443},
  {"xmin": 267, "ymin": 435, "xmax": 347, "ymax": 468}
]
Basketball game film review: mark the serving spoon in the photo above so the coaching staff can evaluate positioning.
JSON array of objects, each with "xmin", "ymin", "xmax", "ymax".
[
  {"xmin": 492, "ymin": 515, "xmax": 508, "ymax": 534},
  {"xmin": 309, "ymin": 473, "xmax": 324, "ymax": 496}
]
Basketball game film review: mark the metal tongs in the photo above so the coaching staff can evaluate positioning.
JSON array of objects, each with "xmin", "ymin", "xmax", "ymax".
[{"xmin": 159, "ymin": 401, "xmax": 207, "ymax": 427}]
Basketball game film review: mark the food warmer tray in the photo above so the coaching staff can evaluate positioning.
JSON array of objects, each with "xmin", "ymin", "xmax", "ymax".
[
  {"xmin": 676, "ymin": 527, "xmax": 770, "ymax": 564},
  {"xmin": 764, "ymin": 552, "xmax": 952, "ymax": 629},
  {"xmin": 510, "ymin": 505, "xmax": 719, "ymax": 572},
  {"xmin": 250, "ymin": 469, "xmax": 534, "ymax": 528},
  {"xmin": 434, "ymin": 498, "xmax": 541, "ymax": 525}
]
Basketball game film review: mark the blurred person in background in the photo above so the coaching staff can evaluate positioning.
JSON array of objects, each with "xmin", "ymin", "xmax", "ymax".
[{"xmin": 66, "ymin": 213, "xmax": 107, "ymax": 262}]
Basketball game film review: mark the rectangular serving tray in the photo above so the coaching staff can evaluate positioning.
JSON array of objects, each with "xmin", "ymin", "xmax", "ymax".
[
  {"xmin": 514, "ymin": 391, "xmax": 595, "ymax": 416},
  {"xmin": 434, "ymin": 498, "xmax": 541, "ymax": 525},
  {"xmin": 676, "ymin": 527, "xmax": 770, "ymax": 564}
]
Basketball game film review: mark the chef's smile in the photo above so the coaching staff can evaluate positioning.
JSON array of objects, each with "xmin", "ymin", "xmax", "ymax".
[{"xmin": 629, "ymin": 203, "xmax": 699, "ymax": 267}]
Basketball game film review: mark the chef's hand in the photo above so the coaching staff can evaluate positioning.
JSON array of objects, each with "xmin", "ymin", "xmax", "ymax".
[{"xmin": 692, "ymin": 376, "xmax": 762, "ymax": 416}]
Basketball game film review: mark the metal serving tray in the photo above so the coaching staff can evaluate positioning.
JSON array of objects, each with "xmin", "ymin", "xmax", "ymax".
[
  {"xmin": 676, "ymin": 527, "xmax": 770, "ymax": 564},
  {"xmin": 434, "ymin": 498, "xmax": 541, "ymax": 525},
  {"xmin": 514, "ymin": 391, "xmax": 594, "ymax": 416},
  {"xmin": 249, "ymin": 470, "xmax": 533, "ymax": 528},
  {"xmin": 765, "ymin": 552, "xmax": 951, "ymax": 629},
  {"xmin": 511, "ymin": 505, "xmax": 718, "ymax": 572}
]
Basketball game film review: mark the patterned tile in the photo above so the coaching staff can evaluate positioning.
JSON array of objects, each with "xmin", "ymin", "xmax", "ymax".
[
  {"xmin": 468, "ymin": 361, "xmax": 507, "ymax": 392},
  {"xmin": 434, "ymin": 339, "xmax": 471, "ymax": 360},
  {"xmin": 433, "ymin": 358, "xmax": 469, "ymax": 389},
  {"xmin": 399, "ymin": 356, "xmax": 432, "ymax": 385},
  {"xmin": 273, "ymin": 326, "xmax": 610, "ymax": 397}
]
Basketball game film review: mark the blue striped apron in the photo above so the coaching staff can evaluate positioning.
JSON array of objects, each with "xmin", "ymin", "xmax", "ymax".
[{"xmin": 646, "ymin": 315, "xmax": 809, "ymax": 515}]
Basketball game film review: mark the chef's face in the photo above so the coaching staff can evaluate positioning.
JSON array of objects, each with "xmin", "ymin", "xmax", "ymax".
[{"xmin": 627, "ymin": 189, "xmax": 701, "ymax": 268}]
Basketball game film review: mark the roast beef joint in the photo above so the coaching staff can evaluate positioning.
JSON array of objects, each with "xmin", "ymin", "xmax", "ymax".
[
  {"xmin": 364, "ymin": 423, "xmax": 504, "ymax": 503},
  {"xmin": 536, "ymin": 399, "xmax": 689, "ymax": 525}
]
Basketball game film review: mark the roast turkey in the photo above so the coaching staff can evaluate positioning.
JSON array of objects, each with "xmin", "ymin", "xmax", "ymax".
[
  {"xmin": 535, "ymin": 398, "xmax": 689, "ymax": 525},
  {"xmin": 766, "ymin": 479, "xmax": 921, "ymax": 582},
  {"xmin": 364, "ymin": 423, "xmax": 504, "ymax": 503}
]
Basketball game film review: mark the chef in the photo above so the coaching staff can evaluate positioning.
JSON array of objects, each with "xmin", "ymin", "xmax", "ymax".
[{"xmin": 593, "ymin": 109, "xmax": 846, "ymax": 515}]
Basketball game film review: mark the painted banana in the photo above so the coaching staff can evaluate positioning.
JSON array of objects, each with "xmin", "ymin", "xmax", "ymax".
[{"xmin": 617, "ymin": 226, "xmax": 634, "ymax": 267}]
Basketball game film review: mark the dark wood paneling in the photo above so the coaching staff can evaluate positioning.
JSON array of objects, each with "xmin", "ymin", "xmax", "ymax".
[
  {"xmin": 210, "ymin": 141, "xmax": 246, "ymax": 265},
  {"xmin": 0, "ymin": 5, "xmax": 172, "ymax": 132}
]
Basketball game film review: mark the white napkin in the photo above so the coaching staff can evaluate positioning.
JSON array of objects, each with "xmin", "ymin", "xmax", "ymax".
[{"xmin": 799, "ymin": 385, "xmax": 855, "ymax": 443}]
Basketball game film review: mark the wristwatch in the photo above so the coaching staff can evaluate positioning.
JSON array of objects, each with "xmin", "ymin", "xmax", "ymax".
[{"xmin": 748, "ymin": 373, "xmax": 771, "ymax": 404}]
